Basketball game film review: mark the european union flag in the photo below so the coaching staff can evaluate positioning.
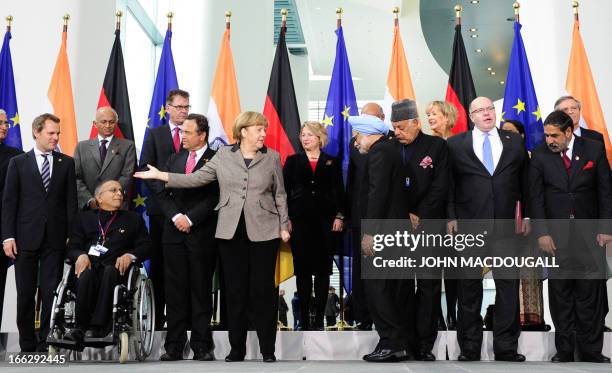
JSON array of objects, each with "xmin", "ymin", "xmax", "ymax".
[
  {"xmin": 0, "ymin": 30, "xmax": 21, "ymax": 149},
  {"xmin": 500, "ymin": 21, "xmax": 544, "ymax": 151},
  {"xmin": 133, "ymin": 29, "xmax": 178, "ymax": 216},
  {"xmin": 322, "ymin": 26, "xmax": 358, "ymax": 177}
]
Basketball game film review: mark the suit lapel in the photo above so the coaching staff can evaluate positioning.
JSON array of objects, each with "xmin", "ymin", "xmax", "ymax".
[
  {"xmin": 494, "ymin": 131, "xmax": 512, "ymax": 176},
  {"xmin": 196, "ymin": 147, "xmax": 215, "ymax": 171},
  {"xmin": 100, "ymin": 137, "xmax": 119, "ymax": 174},
  {"xmin": 568, "ymin": 136, "xmax": 586, "ymax": 183},
  {"xmin": 248, "ymin": 147, "xmax": 268, "ymax": 169},
  {"xmin": 175, "ymin": 150, "xmax": 188, "ymax": 174},
  {"xmin": 89, "ymin": 139, "xmax": 102, "ymax": 168},
  {"xmin": 463, "ymin": 131, "xmax": 489, "ymax": 175},
  {"xmin": 27, "ymin": 150, "xmax": 47, "ymax": 194},
  {"xmin": 47, "ymin": 151, "xmax": 64, "ymax": 193}
]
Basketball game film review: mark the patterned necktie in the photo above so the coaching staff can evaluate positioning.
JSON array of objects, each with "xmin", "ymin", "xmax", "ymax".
[
  {"xmin": 100, "ymin": 139, "xmax": 108, "ymax": 164},
  {"xmin": 41, "ymin": 154, "xmax": 50, "ymax": 192},
  {"xmin": 562, "ymin": 149, "xmax": 571, "ymax": 173},
  {"xmin": 172, "ymin": 127, "xmax": 181, "ymax": 153},
  {"xmin": 185, "ymin": 151, "xmax": 197, "ymax": 174},
  {"xmin": 482, "ymin": 132, "xmax": 495, "ymax": 175}
]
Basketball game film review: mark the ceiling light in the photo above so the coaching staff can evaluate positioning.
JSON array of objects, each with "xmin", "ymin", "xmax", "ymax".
[
  {"xmin": 471, "ymin": 0, "xmax": 480, "ymax": 4},
  {"xmin": 470, "ymin": 34, "xmax": 478, "ymax": 38},
  {"xmin": 469, "ymin": 28, "xmax": 477, "ymax": 32},
  {"xmin": 475, "ymin": 49, "xmax": 483, "ymax": 53},
  {"xmin": 490, "ymin": 71, "xmax": 496, "ymax": 76},
  {"xmin": 499, "ymin": 81, "xmax": 505, "ymax": 85},
  {"xmin": 487, "ymin": 67, "xmax": 493, "ymax": 71}
]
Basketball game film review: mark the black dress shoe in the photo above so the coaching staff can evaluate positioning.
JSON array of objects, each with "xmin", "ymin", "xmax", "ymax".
[
  {"xmin": 580, "ymin": 353, "xmax": 610, "ymax": 363},
  {"xmin": 458, "ymin": 353, "xmax": 480, "ymax": 361},
  {"xmin": 160, "ymin": 352, "xmax": 183, "ymax": 361},
  {"xmin": 262, "ymin": 353, "xmax": 276, "ymax": 362},
  {"xmin": 417, "ymin": 351, "xmax": 436, "ymax": 361},
  {"xmin": 193, "ymin": 350, "xmax": 215, "ymax": 361},
  {"xmin": 364, "ymin": 349, "xmax": 408, "ymax": 362},
  {"xmin": 551, "ymin": 352, "xmax": 574, "ymax": 363},
  {"xmin": 63, "ymin": 328, "xmax": 84, "ymax": 342},
  {"xmin": 362, "ymin": 345, "xmax": 382, "ymax": 360},
  {"xmin": 495, "ymin": 353, "xmax": 525, "ymax": 362},
  {"xmin": 224, "ymin": 351, "xmax": 245, "ymax": 362}
]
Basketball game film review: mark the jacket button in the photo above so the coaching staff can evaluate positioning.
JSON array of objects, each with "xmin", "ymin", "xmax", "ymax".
[{"xmin": 242, "ymin": 196, "xmax": 246, "ymax": 199}]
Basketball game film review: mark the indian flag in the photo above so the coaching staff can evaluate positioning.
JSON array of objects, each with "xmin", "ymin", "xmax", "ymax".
[{"xmin": 207, "ymin": 19, "xmax": 240, "ymax": 149}]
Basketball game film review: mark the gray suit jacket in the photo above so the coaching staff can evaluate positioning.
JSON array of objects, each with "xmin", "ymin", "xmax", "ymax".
[
  {"xmin": 167, "ymin": 144, "xmax": 289, "ymax": 241},
  {"xmin": 74, "ymin": 137, "xmax": 136, "ymax": 208}
]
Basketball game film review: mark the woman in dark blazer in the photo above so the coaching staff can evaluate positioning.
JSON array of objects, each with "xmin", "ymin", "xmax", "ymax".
[
  {"xmin": 135, "ymin": 111, "xmax": 289, "ymax": 363},
  {"xmin": 283, "ymin": 121, "xmax": 345, "ymax": 330}
]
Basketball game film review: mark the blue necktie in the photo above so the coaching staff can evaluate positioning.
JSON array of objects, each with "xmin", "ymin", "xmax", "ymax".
[{"xmin": 482, "ymin": 133, "xmax": 494, "ymax": 175}]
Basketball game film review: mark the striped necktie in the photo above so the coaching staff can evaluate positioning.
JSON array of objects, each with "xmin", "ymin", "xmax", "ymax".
[{"xmin": 41, "ymin": 154, "xmax": 50, "ymax": 192}]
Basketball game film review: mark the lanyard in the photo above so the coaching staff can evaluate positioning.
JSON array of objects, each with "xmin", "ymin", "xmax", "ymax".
[{"xmin": 97, "ymin": 212, "xmax": 118, "ymax": 245}]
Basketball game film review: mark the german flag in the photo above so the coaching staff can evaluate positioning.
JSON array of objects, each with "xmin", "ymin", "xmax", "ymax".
[
  {"xmin": 90, "ymin": 28, "xmax": 133, "ymax": 141},
  {"xmin": 262, "ymin": 23, "xmax": 301, "ymax": 165},
  {"xmin": 445, "ymin": 24, "xmax": 476, "ymax": 135}
]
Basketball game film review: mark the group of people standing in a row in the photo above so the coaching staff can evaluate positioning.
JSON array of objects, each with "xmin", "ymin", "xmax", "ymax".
[{"xmin": 0, "ymin": 88, "xmax": 610, "ymax": 364}]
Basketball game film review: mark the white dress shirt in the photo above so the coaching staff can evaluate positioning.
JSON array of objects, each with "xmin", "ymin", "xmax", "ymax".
[
  {"xmin": 563, "ymin": 135, "xmax": 575, "ymax": 160},
  {"xmin": 169, "ymin": 121, "xmax": 182, "ymax": 141},
  {"xmin": 573, "ymin": 126, "xmax": 582, "ymax": 137},
  {"xmin": 472, "ymin": 126, "xmax": 503, "ymax": 171},
  {"xmin": 34, "ymin": 146, "xmax": 53, "ymax": 178},
  {"xmin": 98, "ymin": 134, "xmax": 114, "ymax": 148}
]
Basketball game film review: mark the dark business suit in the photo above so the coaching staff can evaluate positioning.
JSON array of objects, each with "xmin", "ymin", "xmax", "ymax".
[
  {"xmin": 1, "ymin": 150, "xmax": 77, "ymax": 351},
  {"xmin": 396, "ymin": 133, "xmax": 449, "ymax": 356},
  {"xmin": 446, "ymin": 129, "xmax": 528, "ymax": 358},
  {"xmin": 66, "ymin": 210, "xmax": 151, "ymax": 330},
  {"xmin": 530, "ymin": 136, "xmax": 612, "ymax": 357},
  {"xmin": 139, "ymin": 123, "xmax": 181, "ymax": 327},
  {"xmin": 284, "ymin": 151, "xmax": 345, "ymax": 329},
  {"xmin": 156, "ymin": 147, "xmax": 219, "ymax": 355},
  {"xmin": 347, "ymin": 138, "xmax": 372, "ymax": 326},
  {"xmin": 0, "ymin": 143, "xmax": 23, "ymax": 325},
  {"xmin": 363, "ymin": 136, "xmax": 416, "ymax": 353},
  {"xmin": 579, "ymin": 127, "xmax": 604, "ymax": 144}
]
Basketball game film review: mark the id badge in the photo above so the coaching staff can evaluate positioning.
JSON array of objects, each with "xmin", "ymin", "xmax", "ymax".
[
  {"xmin": 405, "ymin": 177, "xmax": 411, "ymax": 188},
  {"xmin": 88, "ymin": 244, "xmax": 108, "ymax": 257}
]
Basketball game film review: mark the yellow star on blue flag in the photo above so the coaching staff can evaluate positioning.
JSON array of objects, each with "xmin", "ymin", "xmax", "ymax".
[
  {"xmin": 322, "ymin": 114, "xmax": 334, "ymax": 128},
  {"xmin": 10, "ymin": 112, "xmax": 19, "ymax": 127},
  {"xmin": 512, "ymin": 98, "xmax": 526, "ymax": 115},
  {"xmin": 132, "ymin": 194, "xmax": 147, "ymax": 208}
]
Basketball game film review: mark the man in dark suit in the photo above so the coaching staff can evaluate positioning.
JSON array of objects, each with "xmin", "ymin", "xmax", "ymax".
[
  {"xmin": 153, "ymin": 113, "xmax": 218, "ymax": 361},
  {"xmin": 63, "ymin": 180, "xmax": 151, "ymax": 341},
  {"xmin": 2, "ymin": 113, "xmax": 77, "ymax": 352},
  {"xmin": 447, "ymin": 97, "xmax": 529, "ymax": 362},
  {"xmin": 530, "ymin": 110, "xmax": 612, "ymax": 363},
  {"xmin": 390, "ymin": 99, "xmax": 450, "ymax": 361},
  {"xmin": 554, "ymin": 96, "xmax": 605, "ymax": 144},
  {"xmin": 73, "ymin": 107, "xmax": 136, "ymax": 210},
  {"xmin": 139, "ymin": 88, "xmax": 190, "ymax": 328},
  {"xmin": 0, "ymin": 109, "xmax": 23, "ymax": 326},
  {"xmin": 350, "ymin": 112, "xmax": 414, "ymax": 362}
]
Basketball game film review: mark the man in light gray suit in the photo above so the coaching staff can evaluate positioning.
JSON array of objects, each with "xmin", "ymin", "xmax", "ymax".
[{"xmin": 74, "ymin": 106, "xmax": 136, "ymax": 209}]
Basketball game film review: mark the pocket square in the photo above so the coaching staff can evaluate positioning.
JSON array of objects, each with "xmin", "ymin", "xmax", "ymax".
[
  {"xmin": 583, "ymin": 161, "xmax": 594, "ymax": 170},
  {"xmin": 419, "ymin": 156, "xmax": 434, "ymax": 168}
]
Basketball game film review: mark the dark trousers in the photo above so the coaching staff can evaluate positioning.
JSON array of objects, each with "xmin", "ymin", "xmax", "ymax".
[
  {"xmin": 75, "ymin": 264, "xmax": 126, "ymax": 329},
  {"xmin": 0, "ymin": 253, "xmax": 8, "ymax": 327},
  {"xmin": 548, "ymin": 279, "xmax": 606, "ymax": 355},
  {"xmin": 148, "ymin": 214, "xmax": 166, "ymax": 329},
  {"xmin": 217, "ymin": 215, "xmax": 279, "ymax": 356},
  {"xmin": 365, "ymin": 278, "xmax": 416, "ymax": 351},
  {"xmin": 444, "ymin": 278, "xmax": 458, "ymax": 323},
  {"xmin": 163, "ymin": 240, "xmax": 215, "ymax": 354},
  {"xmin": 351, "ymin": 227, "xmax": 371, "ymax": 324},
  {"xmin": 416, "ymin": 278, "xmax": 441, "ymax": 353},
  {"xmin": 14, "ymin": 244, "xmax": 63, "ymax": 352},
  {"xmin": 457, "ymin": 277, "xmax": 520, "ymax": 356},
  {"xmin": 296, "ymin": 274, "xmax": 328, "ymax": 329}
]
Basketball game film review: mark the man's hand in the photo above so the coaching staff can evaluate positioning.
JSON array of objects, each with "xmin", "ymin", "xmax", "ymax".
[
  {"xmin": 280, "ymin": 230, "xmax": 290, "ymax": 243},
  {"xmin": 409, "ymin": 213, "xmax": 420, "ymax": 230},
  {"xmin": 597, "ymin": 234, "xmax": 612, "ymax": 247},
  {"xmin": 538, "ymin": 235, "xmax": 557, "ymax": 256},
  {"xmin": 88, "ymin": 199, "xmax": 98, "ymax": 210},
  {"xmin": 332, "ymin": 218, "xmax": 344, "ymax": 232},
  {"xmin": 174, "ymin": 214, "xmax": 192, "ymax": 233},
  {"xmin": 115, "ymin": 254, "xmax": 133, "ymax": 276},
  {"xmin": 75, "ymin": 254, "xmax": 91, "ymax": 278},
  {"xmin": 3, "ymin": 240, "xmax": 17, "ymax": 259},
  {"xmin": 447, "ymin": 220, "xmax": 458, "ymax": 235},
  {"xmin": 361, "ymin": 234, "xmax": 375, "ymax": 257}
]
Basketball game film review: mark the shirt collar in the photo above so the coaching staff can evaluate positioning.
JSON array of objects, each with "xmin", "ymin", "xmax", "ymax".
[
  {"xmin": 98, "ymin": 134, "xmax": 113, "ymax": 143},
  {"xmin": 34, "ymin": 146, "xmax": 51, "ymax": 157},
  {"xmin": 565, "ymin": 135, "xmax": 575, "ymax": 155},
  {"xmin": 191, "ymin": 145, "xmax": 208, "ymax": 158},
  {"xmin": 573, "ymin": 126, "xmax": 582, "ymax": 137},
  {"xmin": 169, "ymin": 121, "xmax": 181, "ymax": 132},
  {"xmin": 473, "ymin": 125, "xmax": 499, "ymax": 138}
]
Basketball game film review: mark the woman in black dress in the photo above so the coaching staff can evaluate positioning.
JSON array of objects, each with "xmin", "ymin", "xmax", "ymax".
[{"xmin": 283, "ymin": 121, "xmax": 345, "ymax": 330}]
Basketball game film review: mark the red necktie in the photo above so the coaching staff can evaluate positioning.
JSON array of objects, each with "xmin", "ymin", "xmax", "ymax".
[
  {"xmin": 562, "ymin": 149, "xmax": 571, "ymax": 173},
  {"xmin": 172, "ymin": 127, "xmax": 181, "ymax": 153},
  {"xmin": 185, "ymin": 151, "xmax": 197, "ymax": 174}
]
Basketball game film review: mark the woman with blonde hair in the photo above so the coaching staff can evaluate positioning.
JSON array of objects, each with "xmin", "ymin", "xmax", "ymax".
[{"xmin": 426, "ymin": 101, "xmax": 458, "ymax": 140}]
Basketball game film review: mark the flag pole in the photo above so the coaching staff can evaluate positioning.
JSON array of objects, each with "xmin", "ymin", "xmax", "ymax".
[
  {"xmin": 167, "ymin": 11, "xmax": 173, "ymax": 31},
  {"xmin": 225, "ymin": 10, "xmax": 232, "ymax": 32},
  {"xmin": 336, "ymin": 7, "xmax": 342, "ymax": 29},
  {"xmin": 393, "ymin": 6, "xmax": 399, "ymax": 27},
  {"xmin": 455, "ymin": 4, "xmax": 462, "ymax": 26},
  {"xmin": 573, "ymin": 0, "xmax": 579, "ymax": 22},
  {"xmin": 115, "ymin": 10, "xmax": 122, "ymax": 31},
  {"xmin": 6, "ymin": 15, "xmax": 12, "ymax": 32},
  {"xmin": 513, "ymin": 2, "xmax": 520, "ymax": 23}
]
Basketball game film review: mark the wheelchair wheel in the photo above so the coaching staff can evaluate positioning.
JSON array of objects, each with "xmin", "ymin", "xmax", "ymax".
[
  {"xmin": 48, "ymin": 344, "xmax": 59, "ymax": 357},
  {"xmin": 131, "ymin": 273, "xmax": 155, "ymax": 361},
  {"xmin": 118, "ymin": 332, "xmax": 129, "ymax": 364}
]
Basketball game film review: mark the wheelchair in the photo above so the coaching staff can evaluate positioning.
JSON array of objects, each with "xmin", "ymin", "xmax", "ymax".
[{"xmin": 46, "ymin": 261, "xmax": 156, "ymax": 363}]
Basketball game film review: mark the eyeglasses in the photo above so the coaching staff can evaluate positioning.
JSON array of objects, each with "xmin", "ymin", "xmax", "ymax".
[
  {"xmin": 470, "ymin": 106, "xmax": 496, "ymax": 115},
  {"xmin": 101, "ymin": 187, "xmax": 124, "ymax": 195},
  {"xmin": 169, "ymin": 105, "xmax": 191, "ymax": 111},
  {"xmin": 0, "ymin": 120, "xmax": 9, "ymax": 126}
]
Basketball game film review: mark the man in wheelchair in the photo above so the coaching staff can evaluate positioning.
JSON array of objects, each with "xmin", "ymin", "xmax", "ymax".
[{"xmin": 63, "ymin": 180, "xmax": 151, "ymax": 342}]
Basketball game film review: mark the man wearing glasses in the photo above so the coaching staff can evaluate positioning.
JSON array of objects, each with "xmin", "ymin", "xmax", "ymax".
[
  {"xmin": 446, "ymin": 97, "xmax": 529, "ymax": 362},
  {"xmin": 139, "ymin": 89, "xmax": 191, "ymax": 330},
  {"xmin": 73, "ymin": 106, "xmax": 136, "ymax": 210}
]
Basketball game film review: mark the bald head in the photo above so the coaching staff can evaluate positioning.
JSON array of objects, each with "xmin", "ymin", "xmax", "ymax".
[
  {"xmin": 468, "ymin": 97, "xmax": 496, "ymax": 132},
  {"xmin": 361, "ymin": 103, "xmax": 384, "ymax": 121},
  {"xmin": 95, "ymin": 106, "xmax": 119, "ymax": 138}
]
